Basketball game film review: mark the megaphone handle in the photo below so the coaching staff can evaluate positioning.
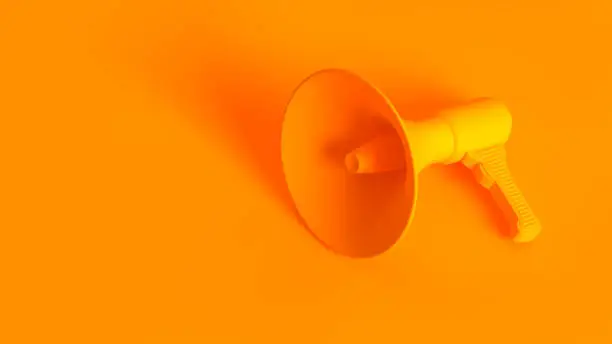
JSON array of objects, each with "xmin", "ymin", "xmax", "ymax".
[{"xmin": 462, "ymin": 145, "xmax": 541, "ymax": 242}]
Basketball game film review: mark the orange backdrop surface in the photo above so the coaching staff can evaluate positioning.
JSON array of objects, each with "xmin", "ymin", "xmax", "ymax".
[{"xmin": 2, "ymin": 1, "xmax": 612, "ymax": 343}]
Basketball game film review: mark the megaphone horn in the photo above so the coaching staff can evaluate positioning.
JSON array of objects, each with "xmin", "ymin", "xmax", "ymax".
[{"xmin": 281, "ymin": 69, "xmax": 541, "ymax": 257}]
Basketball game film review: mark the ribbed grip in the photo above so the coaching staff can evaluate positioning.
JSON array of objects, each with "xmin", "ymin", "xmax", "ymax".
[{"xmin": 463, "ymin": 145, "xmax": 541, "ymax": 242}]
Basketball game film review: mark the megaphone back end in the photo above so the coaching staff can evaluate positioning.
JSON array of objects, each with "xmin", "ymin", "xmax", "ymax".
[{"xmin": 281, "ymin": 69, "xmax": 419, "ymax": 257}]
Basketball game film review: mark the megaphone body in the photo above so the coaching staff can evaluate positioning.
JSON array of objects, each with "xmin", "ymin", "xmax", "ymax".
[{"xmin": 281, "ymin": 69, "xmax": 541, "ymax": 257}]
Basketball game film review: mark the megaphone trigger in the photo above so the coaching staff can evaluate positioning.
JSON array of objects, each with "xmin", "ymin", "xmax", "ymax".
[{"xmin": 462, "ymin": 146, "xmax": 541, "ymax": 243}]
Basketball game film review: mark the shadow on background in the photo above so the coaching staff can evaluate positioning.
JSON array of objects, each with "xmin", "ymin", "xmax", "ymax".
[
  {"xmin": 143, "ymin": 39, "xmax": 512, "ymax": 241},
  {"xmin": 149, "ymin": 49, "xmax": 300, "ymax": 217}
]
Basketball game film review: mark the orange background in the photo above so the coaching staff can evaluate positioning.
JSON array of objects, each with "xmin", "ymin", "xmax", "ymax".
[{"xmin": 2, "ymin": 1, "xmax": 612, "ymax": 343}]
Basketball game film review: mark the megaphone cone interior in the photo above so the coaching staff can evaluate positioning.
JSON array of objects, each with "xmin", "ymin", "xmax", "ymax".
[{"xmin": 281, "ymin": 69, "xmax": 541, "ymax": 258}]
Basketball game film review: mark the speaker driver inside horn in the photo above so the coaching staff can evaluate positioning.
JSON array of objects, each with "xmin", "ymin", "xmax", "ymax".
[{"xmin": 281, "ymin": 69, "xmax": 418, "ymax": 257}]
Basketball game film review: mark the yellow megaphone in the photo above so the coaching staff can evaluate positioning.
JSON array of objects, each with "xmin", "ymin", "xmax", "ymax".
[{"xmin": 281, "ymin": 69, "xmax": 541, "ymax": 257}]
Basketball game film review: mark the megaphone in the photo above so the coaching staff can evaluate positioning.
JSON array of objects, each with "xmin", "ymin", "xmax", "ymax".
[{"xmin": 281, "ymin": 69, "xmax": 541, "ymax": 258}]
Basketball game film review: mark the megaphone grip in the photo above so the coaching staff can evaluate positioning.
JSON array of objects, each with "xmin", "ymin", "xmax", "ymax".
[{"xmin": 464, "ymin": 146, "xmax": 541, "ymax": 242}]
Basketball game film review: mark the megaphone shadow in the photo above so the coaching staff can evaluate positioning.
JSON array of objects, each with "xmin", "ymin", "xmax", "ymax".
[
  {"xmin": 169, "ymin": 56, "xmax": 509, "ymax": 240},
  {"xmin": 165, "ymin": 56, "xmax": 301, "ymax": 218},
  {"xmin": 211, "ymin": 74, "xmax": 290, "ymax": 207}
]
